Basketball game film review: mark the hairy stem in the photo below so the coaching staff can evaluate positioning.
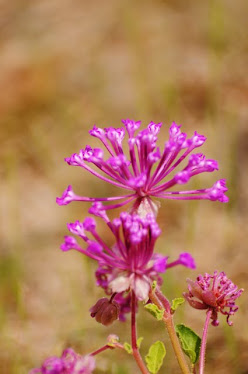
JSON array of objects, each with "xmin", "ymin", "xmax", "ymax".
[
  {"xmin": 199, "ymin": 309, "xmax": 212, "ymax": 374},
  {"xmin": 90, "ymin": 345, "xmax": 113, "ymax": 356},
  {"xmin": 165, "ymin": 316, "xmax": 191, "ymax": 374},
  {"xmin": 149, "ymin": 289, "xmax": 190, "ymax": 374},
  {"xmin": 90, "ymin": 341, "xmax": 126, "ymax": 356},
  {"xmin": 131, "ymin": 291, "xmax": 150, "ymax": 374}
]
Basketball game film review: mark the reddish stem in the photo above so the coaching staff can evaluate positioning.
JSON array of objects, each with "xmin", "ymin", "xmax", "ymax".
[
  {"xmin": 131, "ymin": 291, "xmax": 150, "ymax": 374},
  {"xmin": 90, "ymin": 345, "xmax": 113, "ymax": 356},
  {"xmin": 199, "ymin": 309, "xmax": 212, "ymax": 374},
  {"xmin": 109, "ymin": 292, "xmax": 117, "ymax": 303}
]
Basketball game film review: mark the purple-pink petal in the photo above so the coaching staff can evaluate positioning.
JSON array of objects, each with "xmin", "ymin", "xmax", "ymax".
[
  {"xmin": 67, "ymin": 220, "xmax": 85, "ymax": 236},
  {"xmin": 178, "ymin": 253, "xmax": 196, "ymax": 269},
  {"xmin": 83, "ymin": 217, "xmax": 96, "ymax": 231},
  {"xmin": 56, "ymin": 185, "xmax": 75, "ymax": 206},
  {"xmin": 152, "ymin": 254, "xmax": 168, "ymax": 273},
  {"xmin": 60, "ymin": 236, "xmax": 81, "ymax": 251}
]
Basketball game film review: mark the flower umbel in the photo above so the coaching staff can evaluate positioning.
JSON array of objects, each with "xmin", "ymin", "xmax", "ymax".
[
  {"xmin": 61, "ymin": 209, "xmax": 195, "ymax": 304},
  {"xmin": 29, "ymin": 348, "xmax": 95, "ymax": 374},
  {"xmin": 183, "ymin": 271, "xmax": 244, "ymax": 326},
  {"xmin": 57, "ymin": 120, "xmax": 228, "ymax": 213}
]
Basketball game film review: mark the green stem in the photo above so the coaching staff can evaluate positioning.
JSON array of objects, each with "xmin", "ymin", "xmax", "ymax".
[
  {"xmin": 165, "ymin": 316, "xmax": 191, "ymax": 374},
  {"xmin": 149, "ymin": 289, "xmax": 190, "ymax": 374}
]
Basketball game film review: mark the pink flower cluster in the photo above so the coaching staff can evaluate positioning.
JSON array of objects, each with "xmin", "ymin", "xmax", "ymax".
[
  {"xmin": 61, "ymin": 207, "xmax": 195, "ymax": 306},
  {"xmin": 56, "ymin": 120, "xmax": 228, "ymax": 320},
  {"xmin": 57, "ymin": 120, "xmax": 228, "ymax": 213},
  {"xmin": 30, "ymin": 120, "xmax": 242, "ymax": 374},
  {"xmin": 30, "ymin": 348, "xmax": 95, "ymax": 374}
]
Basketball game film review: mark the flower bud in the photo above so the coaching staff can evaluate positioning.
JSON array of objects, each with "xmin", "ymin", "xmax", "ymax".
[
  {"xmin": 90, "ymin": 297, "xmax": 120, "ymax": 326},
  {"xmin": 107, "ymin": 334, "xmax": 120, "ymax": 347}
]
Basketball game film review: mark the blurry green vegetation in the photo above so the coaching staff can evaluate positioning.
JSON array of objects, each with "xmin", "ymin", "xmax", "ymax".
[
  {"xmin": 0, "ymin": 0, "xmax": 247, "ymax": 373},
  {"xmin": 0, "ymin": 255, "xmax": 24, "ymax": 325}
]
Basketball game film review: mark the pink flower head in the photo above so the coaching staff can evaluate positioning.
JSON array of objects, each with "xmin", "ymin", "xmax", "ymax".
[
  {"xmin": 183, "ymin": 271, "xmax": 244, "ymax": 326},
  {"xmin": 29, "ymin": 348, "xmax": 95, "ymax": 374},
  {"xmin": 61, "ymin": 209, "xmax": 195, "ymax": 304},
  {"xmin": 57, "ymin": 120, "xmax": 228, "ymax": 213}
]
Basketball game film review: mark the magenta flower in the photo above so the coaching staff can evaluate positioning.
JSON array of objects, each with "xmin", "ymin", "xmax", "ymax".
[
  {"xmin": 183, "ymin": 271, "xmax": 244, "ymax": 326},
  {"xmin": 29, "ymin": 348, "xmax": 95, "ymax": 374},
  {"xmin": 57, "ymin": 120, "xmax": 228, "ymax": 214},
  {"xmin": 61, "ymin": 207, "xmax": 195, "ymax": 303}
]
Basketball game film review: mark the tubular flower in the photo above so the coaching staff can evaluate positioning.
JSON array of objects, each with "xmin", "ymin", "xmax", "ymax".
[
  {"xmin": 29, "ymin": 348, "xmax": 95, "ymax": 374},
  {"xmin": 61, "ymin": 208, "xmax": 195, "ymax": 304},
  {"xmin": 57, "ymin": 120, "xmax": 228, "ymax": 214},
  {"xmin": 183, "ymin": 271, "xmax": 244, "ymax": 326}
]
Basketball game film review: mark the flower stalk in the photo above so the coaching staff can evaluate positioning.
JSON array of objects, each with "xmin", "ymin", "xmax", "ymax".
[
  {"xmin": 90, "ymin": 345, "xmax": 114, "ymax": 356},
  {"xmin": 149, "ymin": 288, "xmax": 191, "ymax": 374},
  {"xmin": 131, "ymin": 291, "xmax": 150, "ymax": 374},
  {"xmin": 165, "ymin": 317, "xmax": 191, "ymax": 374},
  {"xmin": 199, "ymin": 309, "xmax": 212, "ymax": 374}
]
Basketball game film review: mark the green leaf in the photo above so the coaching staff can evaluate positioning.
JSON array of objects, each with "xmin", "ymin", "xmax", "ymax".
[
  {"xmin": 145, "ymin": 341, "xmax": 166, "ymax": 374},
  {"xmin": 123, "ymin": 337, "xmax": 143, "ymax": 354},
  {"xmin": 137, "ymin": 337, "xmax": 144, "ymax": 348},
  {"xmin": 152, "ymin": 280, "xmax": 157, "ymax": 290},
  {"xmin": 175, "ymin": 324, "xmax": 201, "ymax": 364},
  {"xmin": 123, "ymin": 342, "xmax": 133, "ymax": 354},
  {"xmin": 171, "ymin": 297, "xmax": 185, "ymax": 312},
  {"xmin": 144, "ymin": 303, "xmax": 164, "ymax": 320}
]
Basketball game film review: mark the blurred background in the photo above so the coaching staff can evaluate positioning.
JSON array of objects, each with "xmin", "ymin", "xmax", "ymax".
[{"xmin": 0, "ymin": 0, "xmax": 247, "ymax": 373}]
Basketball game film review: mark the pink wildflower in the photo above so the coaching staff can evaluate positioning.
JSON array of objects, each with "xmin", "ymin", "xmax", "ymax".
[
  {"xmin": 29, "ymin": 348, "xmax": 95, "ymax": 374},
  {"xmin": 183, "ymin": 271, "xmax": 243, "ymax": 326},
  {"xmin": 61, "ymin": 208, "xmax": 195, "ymax": 303},
  {"xmin": 57, "ymin": 120, "xmax": 228, "ymax": 213}
]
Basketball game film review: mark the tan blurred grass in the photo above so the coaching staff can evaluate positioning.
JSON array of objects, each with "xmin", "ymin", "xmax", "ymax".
[{"xmin": 0, "ymin": 0, "xmax": 248, "ymax": 373}]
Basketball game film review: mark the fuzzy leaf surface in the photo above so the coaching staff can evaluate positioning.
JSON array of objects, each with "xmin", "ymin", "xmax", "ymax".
[
  {"xmin": 175, "ymin": 324, "xmax": 201, "ymax": 364},
  {"xmin": 145, "ymin": 341, "xmax": 166, "ymax": 374},
  {"xmin": 137, "ymin": 337, "xmax": 144, "ymax": 348},
  {"xmin": 123, "ymin": 342, "xmax": 132, "ymax": 354},
  {"xmin": 171, "ymin": 297, "xmax": 185, "ymax": 312},
  {"xmin": 144, "ymin": 303, "xmax": 164, "ymax": 320}
]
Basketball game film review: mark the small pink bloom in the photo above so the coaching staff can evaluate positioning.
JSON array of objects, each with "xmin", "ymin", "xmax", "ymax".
[
  {"xmin": 29, "ymin": 349, "xmax": 95, "ymax": 374},
  {"xmin": 184, "ymin": 271, "xmax": 243, "ymax": 326}
]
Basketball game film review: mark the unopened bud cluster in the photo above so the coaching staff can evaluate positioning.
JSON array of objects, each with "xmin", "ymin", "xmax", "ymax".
[{"xmin": 90, "ymin": 297, "xmax": 120, "ymax": 326}]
